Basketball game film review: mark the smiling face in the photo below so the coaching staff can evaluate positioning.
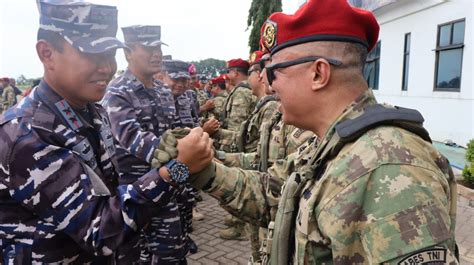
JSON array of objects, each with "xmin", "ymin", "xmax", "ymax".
[
  {"xmin": 267, "ymin": 48, "xmax": 316, "ymax": 128},
  {"xmin": 50, "ymin": 41, "xmax": 118, "ymax": 104},
  {"xmin": 163, "ymin": 74, "xmax": 188, "ymax": 97},
  {"xmin": 126, "ymin": 43, "xmax": 163, "ymax": 76}
]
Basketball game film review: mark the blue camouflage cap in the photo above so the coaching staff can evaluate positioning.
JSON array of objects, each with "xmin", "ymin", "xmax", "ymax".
[
  {"xmin": 122, "ymin": 25, "xmax": 167, "ymax": 47},
  {"xmin": 162, "ymin": 60, "xmax": 191, "ymax": 79},
  {"xmin": 38, "ymin": 1, "xmax": 127, "ymax": 53}
]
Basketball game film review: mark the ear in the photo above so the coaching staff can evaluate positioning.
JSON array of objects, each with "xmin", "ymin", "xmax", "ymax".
[
  {"xmin": 310, "ymin": 59, "xmax": 331, "ymax": 91},
  {"xmin": 36, "ymin": 40, "xmax": 56, "ymax": 71},
  {"xmin": 124, "ymin": 49, "xmax": 133, "ymax": 62}
]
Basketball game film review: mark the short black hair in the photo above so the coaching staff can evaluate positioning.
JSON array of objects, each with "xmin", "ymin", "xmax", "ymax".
[
  {"xmin": 218, "ymin": 83, "xmax": 226, "ymax": 90},
  {"xmin": 343, "ymin": 43, "xmax": 368, "ymax": 72},
  {"xmin": 37, "ymin": 29, "xmax": 65, "ymax": 52}
]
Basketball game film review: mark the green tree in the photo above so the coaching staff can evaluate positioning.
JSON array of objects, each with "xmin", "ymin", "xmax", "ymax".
[
  {"xmin": 190, "ymin": 58, "xmax": 227, "ymax": 78},
  {"xmin": 247, "ymin": 0, "xmax": 282, "ymax": 53}
]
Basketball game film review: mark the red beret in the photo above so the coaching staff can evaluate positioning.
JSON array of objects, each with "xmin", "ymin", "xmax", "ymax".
[
  {"xmin": 227, "ymin": 59, "xmax": 250, "ymax": 70},
  {"xmin": 210, "ymin": 76, "xmax": 225, "ymax": 86},
  {"xmin": 260, "ymin": 0, "xmax": 379, "ymax": 55},
  {"xmin": 249, "ymin": 51, "xmax": 266, "ymax": 66}
]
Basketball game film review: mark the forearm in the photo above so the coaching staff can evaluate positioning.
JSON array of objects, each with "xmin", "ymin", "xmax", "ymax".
[{"xmin": 189, "ymin": 162, "xmax": 272, "ymax": 227}]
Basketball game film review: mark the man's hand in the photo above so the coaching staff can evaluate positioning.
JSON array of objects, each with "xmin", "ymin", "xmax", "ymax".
[
  {"xmin": 176, "ymin": 127, "xmax": 214, "ymax": 174},
  {"xmin": 200, "ymin": 99, "xmax": 215, "ymax": 113},
  {"xmin": 202, "ymin": 117, "xmax": 220, "ymax": 136}
]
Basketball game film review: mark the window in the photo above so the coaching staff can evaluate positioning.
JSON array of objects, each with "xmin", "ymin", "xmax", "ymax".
[
  {"xmin": 364, "ymin": 41, "xmax": 381, "ymax": 90},
  {"xmin": 434, "ymin": 19, "xmax": 465, "ymax": 91},
  {"xmin": 402, "ymin": 33, "xmax": 410, "ymax": 91}
]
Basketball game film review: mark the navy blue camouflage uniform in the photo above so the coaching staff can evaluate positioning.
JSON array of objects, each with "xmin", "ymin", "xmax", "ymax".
[
  {"xmin": 102, "ymin": 26, "xmax": 189, "ymax": 265},
  {"xmin": 0, "ymin": 81, "xmax": 177, "ymax": 264},
  {"xmin": 163, "ymin": 60, "xmax": 201, "ymax": 248},
  {"xmin": 0, "ymin": 3, "xmax": 179, "ymax": 264}
]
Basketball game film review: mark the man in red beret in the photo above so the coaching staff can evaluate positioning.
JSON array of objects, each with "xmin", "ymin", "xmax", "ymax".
[
  {"xmin": 172, "ymin": 0, "xmax": 459, "ymax": 263},
  {"xmin": 219, "ymin": 58, "xmax": 257, "ymax": 135},
  {"xmin": 204, "ymin": 75, "xmax": 228, "ymax": 121}
]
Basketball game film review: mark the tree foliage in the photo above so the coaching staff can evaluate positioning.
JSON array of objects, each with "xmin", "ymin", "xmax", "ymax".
[
  {"xmin": 190, "ymin": 58, "xmax": 227, "ymax": 78},
  {"xmin": 247, "ymin": 0, "xmax": 282, "ymax": 53}
]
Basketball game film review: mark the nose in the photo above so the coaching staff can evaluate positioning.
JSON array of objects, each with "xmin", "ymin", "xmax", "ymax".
[{"xmin": 97, "ymin": 55, "xmax": 117, "ymax": 75}]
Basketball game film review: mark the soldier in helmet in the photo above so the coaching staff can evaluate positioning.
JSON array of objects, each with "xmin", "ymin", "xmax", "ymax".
[
  {"xmin": 159, "ymin": 0, "xmax": 459, "ymax": 263},
  {"xmin": 0, "ymin": 2, "xmax": 212, "ymax": 264}
]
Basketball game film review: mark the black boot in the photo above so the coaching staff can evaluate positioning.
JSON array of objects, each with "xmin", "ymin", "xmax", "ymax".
[{"xmin": 188, "ymin": 237, "xmax": 198, "ymax": 254}]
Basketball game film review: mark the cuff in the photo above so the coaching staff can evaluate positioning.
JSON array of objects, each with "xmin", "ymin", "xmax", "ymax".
[{"xmin": 188, "ymin": 162, "xmax": 216, "ymax": 190}]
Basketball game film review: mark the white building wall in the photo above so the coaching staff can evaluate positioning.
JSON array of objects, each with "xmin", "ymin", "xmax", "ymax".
[{"xmin": 374, "ymin": 0, "xmax": 473, "ymax": 145}]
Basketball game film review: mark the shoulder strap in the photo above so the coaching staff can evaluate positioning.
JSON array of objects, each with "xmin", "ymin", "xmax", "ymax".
[{"xmin": 335, "ymin": 104, "xmax": 430, "ymax": 143}]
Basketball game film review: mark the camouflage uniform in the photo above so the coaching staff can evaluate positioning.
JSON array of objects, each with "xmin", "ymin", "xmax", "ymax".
[
  {"xmin": 204, "ymin": 91, "xmax": 227, "ymax": 122},
  {"xmin": 192, "ymin": 88, "xmax": 209, "ymax": 118},
  {"xmin": 174, "ymin": 90, "xmax": 200, "ymax": 129},
  {"xmin": 1, "ymin": 85, "xmax": 15, "ymax": 113},
  {"xmin": 0, "ymin": 80, "xmax": 177, "ymax": 264},
  {"xmin": 102, "ymin": 67, "xmax": 188, "ymax": 264},
  {"xmin": 222, "ymin": 81, "xmax": 257, "ymax": 132},
  {"xmin": 218, "ymin": 95, "xmax": 278, "ymax": 153},
  {"xmin": 189, "ymin": 90, "xmax": 458, "ymax": 264},
  {"xmin": 224, "ymin": 109, "xmax": 314, "ymax": 263}
]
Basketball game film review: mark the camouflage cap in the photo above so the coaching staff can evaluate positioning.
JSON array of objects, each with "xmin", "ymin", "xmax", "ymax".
[
  {"xmin": 38, "ymin": 1, "xmax": 127, "ymax": 53},
  {"xmin": 162, "ymin": 60, "xmax": 191, "ymax": 79},
  {"xmin": 122, "ymin": 25, "xmax": 168, "ymax": 47}
]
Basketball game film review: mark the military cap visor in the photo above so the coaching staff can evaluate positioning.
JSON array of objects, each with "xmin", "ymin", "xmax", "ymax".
[{"xmin": 38, "ymin": 2, "xmax": 127, "ymax": 54}]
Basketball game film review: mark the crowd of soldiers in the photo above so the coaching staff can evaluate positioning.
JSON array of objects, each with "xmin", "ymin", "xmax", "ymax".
[{"xmin": 0, "ymin": 0, "xmax": 460, "ymax": 264}]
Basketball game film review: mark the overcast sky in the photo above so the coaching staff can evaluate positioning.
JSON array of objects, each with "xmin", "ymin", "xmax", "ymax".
[{"xmin": 0, "ymin": 0, "xmax": 302, "ymax": 79}]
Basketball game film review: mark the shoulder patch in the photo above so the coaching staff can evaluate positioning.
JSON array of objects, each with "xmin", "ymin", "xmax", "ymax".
[{"xmin": 398, "ymin": 248, "xmax": 447, "ymax": 265}]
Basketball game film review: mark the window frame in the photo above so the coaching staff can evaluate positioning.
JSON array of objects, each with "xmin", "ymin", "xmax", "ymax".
[
  {"xmin": 402, "ymin": 33, "xmax": 411, "ymax": 91},
  {"xmin": 365, "ymin": 40, "xmax": 381, "ymax": 90},
  {"xmin": 433, "ymin": 18, "xmax": 465, "ymax": 92}
]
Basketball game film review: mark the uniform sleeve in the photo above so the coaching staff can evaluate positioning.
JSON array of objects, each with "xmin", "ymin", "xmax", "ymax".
[
  {"xmin": 318, "ymin": 164, "xmax": 457, "ymax": 264},
  {"xmin": 216, "ymin": 128, "xmax": 238, "ymax": 150},
  {"xmin": 6, "ymin": 129, "xmax": 177, "ymax": 256},
  {"xmin": 102, "ymin": 88, "xmax": 160, "ymax": 163},
  {"xmin": 189, "ymin": 154, "xmax": 297, "ymax": 227},
  {"xmin": 223, "ymin": 152, "xmax": 257, "ymax": 170}
]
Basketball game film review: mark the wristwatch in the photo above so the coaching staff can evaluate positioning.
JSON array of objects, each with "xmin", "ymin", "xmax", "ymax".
[{"xmin": 164, "ymin": 159, "xmax": 190, "ymax": 183}]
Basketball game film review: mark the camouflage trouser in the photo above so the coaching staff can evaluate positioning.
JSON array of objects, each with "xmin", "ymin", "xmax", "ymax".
[
  {"xmin": 177, "ymin": 184, "xmax": 196, "ymax": 234},
  {"xmin": 248, "ymin": 224, "xmax": 261, "ymax": 262},
  {"xmin": 139, "ymin": 199, "xmax": 188, "ymax": 264}
]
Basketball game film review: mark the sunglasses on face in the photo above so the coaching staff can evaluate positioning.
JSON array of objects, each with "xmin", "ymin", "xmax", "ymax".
[{"xmin": 264, "ymin": 56, "xmax": 342, "ymax": 86}]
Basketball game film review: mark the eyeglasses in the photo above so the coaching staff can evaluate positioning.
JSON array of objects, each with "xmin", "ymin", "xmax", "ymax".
[
  {"xmin": 265, "ymin": 56, "xmax": 342, "ymax": 86},
  {"xmin": 247, "ymin": 68, "xmax": 260, "ymax": 76}
]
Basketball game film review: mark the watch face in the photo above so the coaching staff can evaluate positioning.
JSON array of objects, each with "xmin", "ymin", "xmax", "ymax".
[{"xmin": 169, "ymin": 162, "xmax": 189, "ymax": 183}]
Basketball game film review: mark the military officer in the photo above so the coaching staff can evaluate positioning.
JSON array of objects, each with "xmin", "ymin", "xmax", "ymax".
[
  {"xmin": 0, "ymin": 2, "xmax": 213, "ymax": 264},
  {"xmin": 166, "ymin": 0, "xmax": 459, "ymax": 263},
  {"xmin": 101, "ymin": 25, "xmax": 190, "ymax": 264},
  {"xmin": 216, "ymin": 51, "xmax": 278, "ymax": 154},
  {"xmin": 206, "ymin": 75, "xmax": 228, "ymax": 122},
  {"xmin": 220, "ymin": 58, "xmax": 257, "ymax": 133}
]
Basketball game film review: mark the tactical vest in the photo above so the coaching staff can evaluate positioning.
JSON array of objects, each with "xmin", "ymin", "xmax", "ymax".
[
  {"xmin": 236, "ymin": 95, "xmax": 276, "ymax": 153},
  {"xmin": 263, "ymin": 104, "xmax": 430, "ymax": 265}
]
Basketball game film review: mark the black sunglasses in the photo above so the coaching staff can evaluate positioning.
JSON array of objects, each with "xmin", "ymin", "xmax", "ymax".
[{"xmin": 265, "ymin": 56, "xmax": 342, "ymax": 86}]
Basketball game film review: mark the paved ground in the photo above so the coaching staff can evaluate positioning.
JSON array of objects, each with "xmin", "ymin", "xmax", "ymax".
[{"xmin": 189, "ymin": 192, "xmax": 474, "ymax": 264}]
